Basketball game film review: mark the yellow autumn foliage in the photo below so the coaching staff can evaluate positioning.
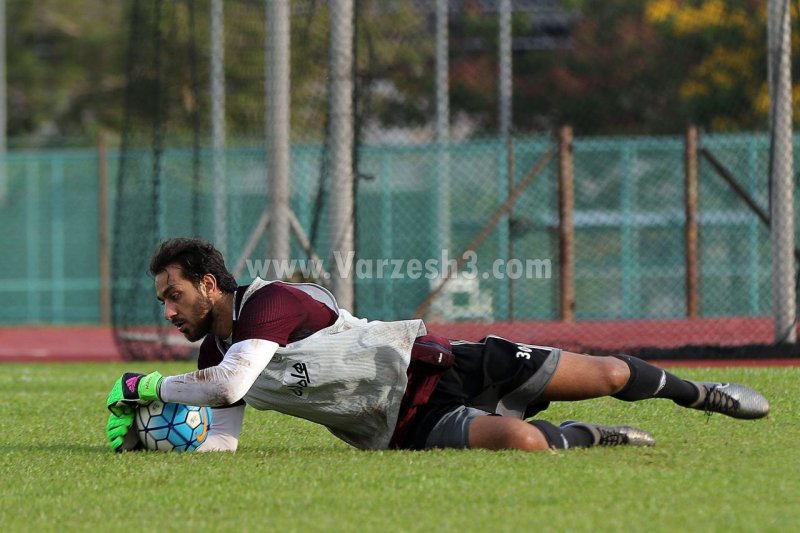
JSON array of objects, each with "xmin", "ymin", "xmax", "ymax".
[
  {"xmin": 644, "ymin": 0, "xmax": 800, "ymax": 128},
  {"xmin": 646, "ymin": 0, "xmax": 729, "ymax": 34}
]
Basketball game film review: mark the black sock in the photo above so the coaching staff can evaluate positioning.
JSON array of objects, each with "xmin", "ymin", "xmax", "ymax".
[
  {"xmin": 612, "ymin": 354, "xmax": 699, "ymax": 405},
  {"xmin": 528, "ymin": 420, "xmax": 594, "ymax": 449},
  {"xmin": 560, "ymin": 425, "xmax": 595, "ymax": 448}
]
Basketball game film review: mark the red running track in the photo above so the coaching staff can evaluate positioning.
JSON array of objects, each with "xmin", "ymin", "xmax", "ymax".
[
  {"xmin": 0, "ymin": 326, "xmax": 121, "ymax": 363},
  {"xmin": 1, "ymin": 316, "xmax": 799, "ymax": 366}
]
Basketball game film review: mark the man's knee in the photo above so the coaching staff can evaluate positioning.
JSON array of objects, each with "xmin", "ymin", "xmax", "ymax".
[
  {"xmin": 604, "ymin": 356, "xmax": 631, "ymax": 394},
  {"xmin": 468, "ymin": 416, "xmax": 550, "ymax": 451},
  {"xmin": 578, "ymin": 355, "xmax": 631, "ymax": 396},
  {"xmin": 500, "ymin": 425, "xmax": 550, "ymax": 451}
]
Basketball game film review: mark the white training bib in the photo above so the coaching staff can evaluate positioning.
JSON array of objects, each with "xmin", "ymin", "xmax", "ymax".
[{"xmin": 240, "ymin": 279, "xmax": 426, "ymax": 449}]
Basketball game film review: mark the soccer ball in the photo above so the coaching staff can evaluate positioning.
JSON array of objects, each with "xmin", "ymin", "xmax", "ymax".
[{"xmin": 135, "ymin": 401, "xmax": 212, "ymax": 452}]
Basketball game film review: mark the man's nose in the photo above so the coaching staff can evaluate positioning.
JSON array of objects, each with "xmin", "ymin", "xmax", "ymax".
[{"xmin": 163, "ymin": 302, "xmax": 177, "ymax": 321}]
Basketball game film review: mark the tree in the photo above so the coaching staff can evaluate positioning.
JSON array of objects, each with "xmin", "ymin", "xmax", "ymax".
[
  {"xmin": 6, "ymin": 0, "xmax": 791, "ymax": 145},
  {"xmin": 7, "ymin": 0, "xmax": 127, "ymax": 145},
  {"xmin": 644, "ymin": 0, "xmax": 777, "ymax": 132},
  {"xmin": 446, "ymin": 0, "xmax": 785, "ymax": 135}
]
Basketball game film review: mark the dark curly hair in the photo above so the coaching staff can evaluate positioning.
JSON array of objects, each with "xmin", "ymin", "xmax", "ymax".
[{"xmin": 149, "ymin": 238, "xmax": 238, "ymax": 293}]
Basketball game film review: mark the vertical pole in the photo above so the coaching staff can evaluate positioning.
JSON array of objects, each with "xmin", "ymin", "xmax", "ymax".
[
  {"xmin": 620, "ymin": 144, "xmax": 637, "ymax": 318},
  {"xmin": 435, "ymin": 0, "xmax": 450, "ymax": 255},
  {"xmin": 684, "ymin": 125, "xmax": 700, "ymax": 318},
  {"xmin": 499, "ymin": 0, "xmax": 513, "ymax": 319},
  {"xmin": 498, "ymin": 0, "xmax": 512, "ymax": 139},
  {"xmin": 156, "ymin": 155, "xmax": 167, "ymax": 243},
  {"xmin": 51, "ymin": 157, "xmax": 64, "ymax": 323},
  {"xmin": 558, "ymin": 126, "xmax": 575, "ymax": 322},
  {"xmin": 98, "ymin": 132, "xmax": 111, "ymax": 326},
  {"xmin": 210, "ymin": 0, "xmax": 227, "ymax": 255},
  {"xmin": 507, "ymin": 137, "xmax": 515, "ymax": 319},
  {"xmin": 768, "ymin": 0, "xmax": 796, "ymax": 343},
  {"xmin": 0, "ymin": 0, "xmax": 6, "ymax": 205},
  {"xmin": 266, "ymin": 0, "xmax": 291, "ymax": 276},
  {"xmin": 496, "ymin": 146, "xmax": 509, "ymax": 320},
  {"xmin": 747, "ymin": 137, "xmax": 760, "ymax": 314},
  {"xmin": 329, "ymin": 0, "xmax": 354, "ymax": 310},
  {"xmin": 381, "ymin": 152, "xmax": 394, "ymax": 317},
  {"xmin": 26, "ymin": 160, "xmax": 40, "ymax": 322}
]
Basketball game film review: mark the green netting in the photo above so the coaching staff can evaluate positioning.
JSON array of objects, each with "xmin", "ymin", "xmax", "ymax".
[{"xmin": 0, "ymin": 133, "xmax": 787, "ymax": 329}]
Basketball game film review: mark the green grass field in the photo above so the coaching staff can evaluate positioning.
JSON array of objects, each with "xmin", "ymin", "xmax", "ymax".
[{"xmin": 1, "ymin": 363, "xmax": 798, "ymax": 532}]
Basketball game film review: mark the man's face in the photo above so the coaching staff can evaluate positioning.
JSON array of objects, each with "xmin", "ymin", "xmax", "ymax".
[{"xmin": 155, "ymin": 264, "xmax": 214, "ymax": 342}]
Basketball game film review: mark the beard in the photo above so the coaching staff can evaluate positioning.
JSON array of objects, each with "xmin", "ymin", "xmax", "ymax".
[{"xmin": 183, "ymin": 294, "xmax": 215, "ymax": 342}]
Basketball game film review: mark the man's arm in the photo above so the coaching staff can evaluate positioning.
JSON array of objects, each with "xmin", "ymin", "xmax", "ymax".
[
  {"xmin": 159, "ymin": 282, "xmax": 333, "ymax": 406},
  {"xmin": 197, "ymin": 404, "xmax": 246, "ymax": 452},
  {"xmin": 104, "ymin": 282, "xmax": 331, "ymax": 451},
  {"xmin": 159, "ymin": 338, "xmax": 279, "ymax": 406},
  {"xmin": 103, "ymin": 341, "xmax": 267, "ymax": 452}
]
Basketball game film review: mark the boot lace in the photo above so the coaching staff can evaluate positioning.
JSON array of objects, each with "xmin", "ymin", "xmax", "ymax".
[
  {"xmin": 704, "ymin": 384, "xmax": 739, "ymax": 420},
  {"xmin": 597, "ymin": 427, "xmax": 627, "ymax": 446}
]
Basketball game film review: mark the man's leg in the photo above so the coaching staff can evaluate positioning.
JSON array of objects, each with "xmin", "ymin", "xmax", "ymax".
[
  {"xmin": 468, "ymin": 415, "xmax": 549, "ymax": 450},
  {"xmin": 467, "ymin": 414, "xmax": 654, "ymax": 451},
  {"xmin": 540, "ymin": 351, "xmax": 769, "ymax": 419},
  {"xmin": 415, "ymin": 405, "xmax": 653, "ymax": 451},
  {"xmin": 540, "ymin": 352, "xmax": 697, "ymax": 403}
]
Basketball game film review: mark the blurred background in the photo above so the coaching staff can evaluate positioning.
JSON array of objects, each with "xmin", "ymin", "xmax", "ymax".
[{"xmin": 1, "ymin": 0, "xmax": 798, "ymax": 361}]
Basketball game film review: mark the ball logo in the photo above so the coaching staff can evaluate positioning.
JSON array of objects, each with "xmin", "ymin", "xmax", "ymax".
[
  {"xmin": 186, "ymin": 411, "xmax": 201, "ymax": 427},
  {"xmin": 195, "ymin": 409, "xmax": 209, "ymax": 443}
]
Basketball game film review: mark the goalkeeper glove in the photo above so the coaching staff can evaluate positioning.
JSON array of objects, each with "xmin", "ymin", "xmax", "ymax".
[
  {"xmin": 105, "ymin": 410, "xmax": 141, "ymax": 452},
  {"xmin": 106, "ymin": 371, "xmax": 164, "ymax": 416}
]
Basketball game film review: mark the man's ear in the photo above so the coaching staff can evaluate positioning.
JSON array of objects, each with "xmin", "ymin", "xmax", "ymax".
[{"xmin": 200, "ymin": 274, "xmax": 218, "ymax": 296}]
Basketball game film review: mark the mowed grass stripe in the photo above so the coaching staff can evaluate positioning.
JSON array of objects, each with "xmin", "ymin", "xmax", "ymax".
[{"xmin": 1, "ymin": 364, "xmax": 797, "ymax": 532}]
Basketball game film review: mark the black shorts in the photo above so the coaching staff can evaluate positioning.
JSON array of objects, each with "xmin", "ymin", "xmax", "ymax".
[{"xmin": 404, "ymin": 335, "xmax": 561, "ymax": 449}]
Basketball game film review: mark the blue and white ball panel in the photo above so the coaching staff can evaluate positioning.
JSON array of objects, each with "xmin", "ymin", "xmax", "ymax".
[{"xmin": 135, "ymin": 402, "xmax": 212, "ymax": 452}]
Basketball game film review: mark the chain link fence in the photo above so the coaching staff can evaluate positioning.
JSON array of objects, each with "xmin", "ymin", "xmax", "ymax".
[{"xmin": 1, "ymin": 0, "xmax": 797, "ymax": 360}]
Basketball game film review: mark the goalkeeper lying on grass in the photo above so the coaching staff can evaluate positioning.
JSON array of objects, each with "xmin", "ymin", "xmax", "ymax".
[{"xmin": 106, "ymin": 238, "xmax": 769, "ymax": 452}]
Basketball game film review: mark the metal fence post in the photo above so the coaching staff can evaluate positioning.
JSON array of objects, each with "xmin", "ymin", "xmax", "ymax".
[
  {"xmin": 747, "ymin": 136, "xmax": 760, "ymax": 314},
  {"xmin": 51, "ymin": 156, "xmax": 65, "ymax": 324},
  {"xmin": 507, "ymin": 137, "xmax": 515, "ymax": 319},
  {"xmin": 435, "ymin": 0, "xmax": 450, "ymax": 254},
  {"xmin": 211, "ymin": 0, "xmax": 227, "ymax": 255},
  {"xmin": 329, "ymin": 0, "xmax": 355, "ymax": 310},
  {"xmin": 496, "ymin": 143, "xmax": 510, "ymax": 320},
  {"xmin": 0, "ymin": 0, "xmax": 6, "ymax": 206},
  {"xmin": 381, "ymin": 152, "xmax": 393, "ymax": 318},
  {"xmin": 767, "ymin": 0, "xmax": 796, "ymax": 343},
  {"xmin": 26, "ymin": 160, "xmax": 40, "ymax": 322},
  {"xmin": 558, "ymin": 126, "xmax": 575, "ymax": 322},
  {"xmin": 98, "ymin": 132, "xmax": 111, "ymax": 325},
  {"xmin": 266, "ymin": 0, "xmax": 291, "ymax": 275},
  {"xmin": 620, "ymin": 143, "xmax": 638, "ymax": 318},
  {"xmin": 684, "ymin": 125, "xmax": 700, "ymax": 318}
]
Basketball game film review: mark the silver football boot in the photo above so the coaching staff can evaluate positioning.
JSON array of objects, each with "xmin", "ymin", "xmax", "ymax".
[
  {"xmin": 686, "ymin": 382, "xmax": 769, "ymax": 419},
  {"xmin": 560, "ymin": 421, "xmax": 656, "ymax": 447}
]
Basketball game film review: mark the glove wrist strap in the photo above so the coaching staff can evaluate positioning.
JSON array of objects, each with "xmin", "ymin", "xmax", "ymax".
[{"xmin": 139, "ymin": 371, "xmax": 164, "ymax": 402}]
